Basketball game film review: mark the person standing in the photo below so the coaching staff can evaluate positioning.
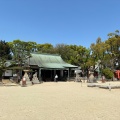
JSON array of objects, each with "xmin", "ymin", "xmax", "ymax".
[
  {"xmin": 102, "ymin": 75, "xmax": 105, "ymax": 83},
  {"xmin": 22, "ymin": 77, "xmax": 26, "ymax": 86},
  {"xmin": 54, "ymin": 74, "xmax": 58, "ymax": 82}
]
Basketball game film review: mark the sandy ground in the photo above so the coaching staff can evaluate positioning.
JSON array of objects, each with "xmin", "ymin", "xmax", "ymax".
[{"xmin": 0, "ymin": 81, "xmax": 120, "ymax": 120}]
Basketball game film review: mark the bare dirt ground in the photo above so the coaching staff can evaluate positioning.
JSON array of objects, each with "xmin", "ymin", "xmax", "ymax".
[{"xmin": 0, "ymin": 81, "xmax": 120, "ymax": 120}]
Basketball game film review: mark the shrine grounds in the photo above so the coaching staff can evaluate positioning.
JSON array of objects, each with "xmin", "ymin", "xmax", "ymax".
[{"xmin": 0, "ymin": 81, "xmax": 120, "ymax": 120}]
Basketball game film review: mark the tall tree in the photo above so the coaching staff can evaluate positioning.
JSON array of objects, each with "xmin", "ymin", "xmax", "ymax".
[
  {"xmin": 8, "ymin": 40, "xmax": 36, "ymax": 67},
  {"xmin": 105, "ymin": 32, "xmax": 120, "ymax": 70},
  {"xmin": 36, "ymin": 43, "xmax": 55, "ymax": 54},
  {"xmin": 0, "ymin": 40, "xmax": 11, "ymax": 60},
  {"xmin": 54, "ymin": 44, "xmax": 74, "ymax": 63},
  {"xmin": 0, "ymin": 40, "xmax": 11, "ymax": 80}
]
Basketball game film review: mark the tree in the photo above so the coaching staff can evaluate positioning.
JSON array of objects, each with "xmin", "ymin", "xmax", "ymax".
[
  {"xmin": 26, "ymin": 41, "xmax": 37, "ymax": 53},
  {"xmin": 66, "ymin": 45, "xmax": 90, "ymax": 68},
  {"xmin": 89, "ymin": 30, "xmax": 120, "ymax": 78},
  {"xmin": 105, "ymin": 33, "xmax": 120, "ymax": 70},
  {"xmin": 96, "ymin": 37, "xmax": 102, "ymax": 44},
  {"xmin": 8, "ymin": 40, "xmax": 36, "ymax": 63},
  {"xmin": 36, "ymin": 43, "xmax": 55, "ymax": 54},
  {"xmin": 0, "ymin": 40, "xmax": 11, "ymax": 60},
  {"xmin": 115, "ymin": 30, "xmax": 119, "ymax": 36},
  {"xmin": 102, "ymin": 68, "xmax": 114, "ymax": 79},
  {"xmin": 54, "ymin": 44, "xmax": 74, "ymax": 63},
  {"xmin": 0, "ymin": 40, "xmax": 12, "ymax": 81},
  {"xmin": 8, "ymin": 40, "xmax": 36, "ymax": 77}
]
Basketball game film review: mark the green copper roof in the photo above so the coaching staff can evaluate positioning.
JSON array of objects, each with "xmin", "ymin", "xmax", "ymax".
[{"xmin": 28, "ymin": 53, "xmax": 78, "ymax": 69}]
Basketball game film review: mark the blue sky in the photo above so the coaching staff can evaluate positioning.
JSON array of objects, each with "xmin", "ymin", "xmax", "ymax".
[{"xmin": 0, "ymin": 0, "xmax": 120, "ymax": 48}]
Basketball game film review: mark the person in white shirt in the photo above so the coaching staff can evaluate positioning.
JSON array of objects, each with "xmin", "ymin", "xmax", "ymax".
[{"xmin": 54, "ymin": 74, "xmax": 58, "ymax": 82}]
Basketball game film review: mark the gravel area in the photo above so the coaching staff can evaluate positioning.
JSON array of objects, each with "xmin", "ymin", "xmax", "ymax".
[{"xmin": 0, "ymin": 81, "xmax": 120, "ymax": 120}]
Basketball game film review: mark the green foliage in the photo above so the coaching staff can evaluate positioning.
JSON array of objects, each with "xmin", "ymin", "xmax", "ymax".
[
  {"xmin": 1, "ymin": 29, "xmax": 120, "ymax": 73},
  {"xmin": 101, "ymin": 68, "xmax": 114, "ymax": 79},
  {"xmin": 90, "ymin": 30, "xmax": 120, "ymax": 71},
  {"xmin": 0, "ymin": 40, "xmax": 12, "ymax": 60},
  {"xmin": 36, "ymin": 43, "xmax": 54, "ymax": 54},
  {"xmin": 54, "ymin": 44, "xmax": 76, "ymax": 64},
  {"xmin": 8, "ymin": 40, "xmax": 35, "ymax": 64},
  {"xmin": 66, "ymin": 45, "xmax": 89, "ymax": 66},
  {"xmin": 0, "ymin": 40, "xmax": 12, "ymax": 77},
  {"xmin": 105, "ymin": 33, "xmax": 120, "ymax": 69}
]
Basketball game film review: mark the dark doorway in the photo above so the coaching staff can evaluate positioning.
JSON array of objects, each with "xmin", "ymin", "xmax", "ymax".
[
  {"xmin": 41, "ymin": 70, "xmax": 53, "ymax": 81},
  {"xmin": 41, "ymin": 70, "xmax": 61, "ymax": 82}
]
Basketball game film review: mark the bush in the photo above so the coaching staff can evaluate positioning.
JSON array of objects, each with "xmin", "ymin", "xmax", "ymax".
[{"xmin": 101, "ymin": 68, "xmax": 114, "ymax": 79}]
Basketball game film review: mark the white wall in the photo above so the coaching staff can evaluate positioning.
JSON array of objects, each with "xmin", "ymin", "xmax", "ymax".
[{"xmin": 4, "ymin": 70, "xmax": 12, "ymax": 76}]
